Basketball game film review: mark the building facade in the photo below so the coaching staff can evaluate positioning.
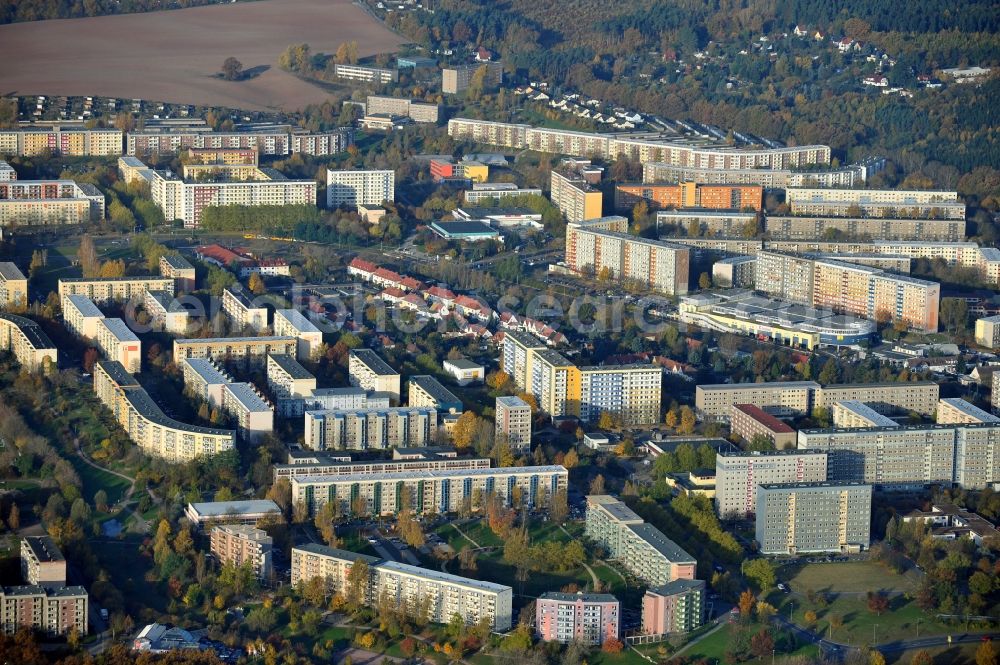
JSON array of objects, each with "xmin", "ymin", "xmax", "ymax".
[
  {"xmin": 173, "ymin": 337, "xmax": 298, "ymax": 370},
  {"xmin": 273, "ymin": 309, "xmax": 323, "ymax": 360},
  {"xmin": 0, "ymin": 262, "xmax": 27, "ymax": 309},
  {"xmin": 975, "ymin": 315, "xmax": 1000, "ymax": 349},
  {"xmin": 20, "ymin": 536, "xmax": 66, "ymax": 586},
  {"xmin": 0, "ymin": 179, "xmax": 105, "ymax": 226},
  {"xmin": 642, "ymin": 579, "xmax": 705, "ymax": 635},
  {"xmin": 0, "ymin": 313, "xmax": 57, "ymax": 371},
  {"xmin": 729, "ymin": 403, "xmax": 797, "ymax": 450},
  {"xmin": 0, "ymin": 127, "xmax": 121, "ymax": 156},
  {"xmin": 0, "ymin": 586, "xmax": 88, "ymax": 636},
  {"xmin": 326, "ymin": 170, "xmax": 395, "ymax": 208},
  {"xmin": 58, "ymin": 276, "xmax": 174, "ymax": 304},
  {"xmin": 94, "ymin": 317, "xmax": 142, "ymax": 374},
  {"xmin": 348, "ymin": 349, "xmax": 401, "ymax": 402},
  {"xmin": 755, "ymin": 482, "xmax": 872, "ymax": 554},
  {"xmin": 303, "ymin": 407, "xmax": 437, "ymax": 451},
  {"xmin": 714, "ymin": 449, "xmax": 828, "ymax": 518},
  {"xmin": 210, "ymin": 525, "xmax": 273, "ymax": 580},
  {"xmin": 550, "ymin": 169, "xmax": 603, "ymax": 223},
  {"xmin": 614, "ymin": 182, "xmax": 763, "ymax": 212},
  {"xmin": 536, "ymin": 592, "xmax": 620, "ymax": 646},
  {"xmin": 495, "ymin": 396, "xmax": 532, "ymax": 452}
]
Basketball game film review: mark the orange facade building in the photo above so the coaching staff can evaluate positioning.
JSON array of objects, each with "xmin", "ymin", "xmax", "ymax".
[{"xmin": 614, "ymin": 182, "xmax": 763, "ymax": 212}]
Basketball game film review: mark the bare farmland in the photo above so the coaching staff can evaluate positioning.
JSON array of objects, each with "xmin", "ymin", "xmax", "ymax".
[{"xmin": 0, "ymin": 0, "xmax": 403, "ymax": 111}]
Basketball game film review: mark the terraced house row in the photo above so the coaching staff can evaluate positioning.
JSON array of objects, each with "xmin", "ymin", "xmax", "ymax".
[
  {"xmin": 289, "ymin": 465, "xmax": 569, "ymax": 517},
  {"xmin": 93, "ymin": 360, "xmax": 235, "ymax": 463},
  {"xmin": 448, "ymin": 119, "xmax": 831, "ymax": 168},
  {"xmin": 291, "ymin": 544, "xmax": 513, "ymax": 631}
]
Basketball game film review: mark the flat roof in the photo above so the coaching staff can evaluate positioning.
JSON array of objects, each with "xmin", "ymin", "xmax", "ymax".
[
  {"xmin": 349, "ymin": 349, "xmax": 398, "ymax": 376},
  {"xmin": 293, "ymin": 543, "xmax": 381, "ymax": 563},
  {"xmin": 834, "ymin": 400, "xmax": 897, "ymax": 426},
  {"xmin": 225, "ymin": 285, "xmax": 262, "ymax": 309},
  {"xmin": 409, "ymin": 375, "xmax": 461, "ymax": 407},
  {"xmin": 188, "ymin": 500, "xmax": 281, "ymax": 518},
  {"xmin": 377, "ymin": 559, "xmax": 512, "ymax": 593},
  {"xmin": 431, "ymin": 220, "xmax": 498, "ymax": 235},
  {"xmin": 182, "ymin": 358, "xmax": 230, "ymax": 385},
  {"xmin": 268, "ymin": 353, "xmax": 314, "ymax": 380},
  {"xmin": 718, "ymin": 448, "xmax": 826, "ymax": 458},
  {"xmin": 223, "ymin": 383, "xmax": 272, "ymax": 413},
  {"xmin": 538, "ymin": 592, "xmax": 618, "ymax": 603},
  {"xmin": 22, "ymin": 535, "xmax": 64, "ymax": 563},
  {"xmin": 587, "ymin": 495, "xmax": 644, "ymax": 523},
  {"xmin": 99, "ymin": 317, "xmax": 140, "ymax": 342},
  {"xmin": 123, "ymin": 389, "xmax": 234, "ymax": 436},
  {"xmin": 97, "ymin": 359, "xmax": 140, "ymax": 386},
  {"xmin": 501, "ymin": 330, "xmax": 547, "ymax": 349},
  {"xmin": 64, "ymin": 294, "xmax": 103, "ymax": 318},
  {"xmin": 939, "ymin": 398, "xmax": 1000, "ymax": 423},
  {"xmin": 534, "ymin": 349, "xmax": 573, "ymax": 367},
  {"xmin": 1, "ymin": 584, "xmax": 87, "ymax": 597},
  {"xmin": 444, "ymin": 358, "xmax": 484, "ymax": 369},
  {"xmin": 0, "ymin": 262, "xmax": 26, "ymax": 281},
  {"xmin": 758, "ymin": 481, "xmax": 872, "ymax": 491},
  {"xmin": 732, "ymin": 403, "xmax": 795, "ymax": 433},
  {"xmin": 800, "ymin": 421, "xmax": 1000, "ymax": 435},
  {"xmin": 496, "ymin": 395, "xmax": 530, "ymax": 408},
  {"xmin": 305, "ymin": 406, "xmax": 436, "ymax": 419},
  {"xmin": 648, "ymin": 579, "xmax": 706, "ymax": 596},
  {"xmin": 0, "ymin": 313, "xmax": 55, "ymax": 349},
  {"xmin": 176, "ymin": 336, "xmax": 296, "ymax": 345},
  {"xmin": 59, "ymin": 276, "xmax": 170, "ymax": 284},
  {"xmin": 290, "ymin": 465, "xmax": 566, "ymax": 485},
  {"xmin": 627, "ymin": 523, "xmax": 696, "ymax": 564},
  {"xmin": 161, "ymin": 254, "xmax": 194, "ymax": 270},
  {"xmin": 698, "ymin": 381, "xmax": 820, "ymax": 391},
  {"xmin": 274, "ymin": 309, "xmax": 321, "ymax": 334}
]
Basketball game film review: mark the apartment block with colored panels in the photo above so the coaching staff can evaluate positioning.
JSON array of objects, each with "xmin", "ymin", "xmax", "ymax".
[
  {"xmin": 0, "ymin": 127, "xmax": 122, "ymax": 156},
  {"xmin": 536, "ymin": 592, "xmax": 620, "ymax": 646},
  {"xmin": 730, "ymin": 403, "xmax": 797, "ymax": 450},
  {"xmin": 713, "ymin": 449, "xmax": 828, "ymax": 519},
  {"xmin": 550, "ymin": 169, "xmax": 603, "ymax": 223},
  {"xmin": 642, "ymin": 579, "xmax": 705, "ymax": 635},
  {"xmin": 0, "ymin": 179, "xmax": 106, "ymax": 226},
  {"xmin": 614, "ymin": 182, "xmax": 763, "ymax": 212},
  {"xmin": 184, "ymin": 148, "xmax": 258, "ymax": 165}
]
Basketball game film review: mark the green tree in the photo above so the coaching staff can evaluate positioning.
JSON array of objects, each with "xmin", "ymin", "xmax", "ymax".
[
  {"xmin": 743, "ymin": 559, "xmax": 776, "ymax": 592},
  {"xmin": 698, "ymin": 272, "xmax": 712, "ymax": 290}
]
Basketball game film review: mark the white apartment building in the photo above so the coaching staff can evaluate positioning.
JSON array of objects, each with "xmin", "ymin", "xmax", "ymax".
[
  {"xmin": 756, "ymin": 482, "xmax": 872, "ymax": 554},
  {"xmin": 348, "ymin": 349, "xmax": 400, "ymax": 402},
  {"xmin": 58, "ymin": 276, "xmax": 174, "ymax": 304},
  {"xmin": 143, "ymin": 290, "xmax": 191, "ymax": 334},
  {"xmin": 0, "ymin": 262, "xmax": 27, "ymax": 309},
  {"xmin": 220, "ymin": 382, "xmax": 274, "ymax": 442},
  {"xmin": 303, "ymin": 407, "xmax": 437, "ymax": 450},
  {"xmin": 714, "ymin": 449, "xmax": 828, "ymax": 518},
  {"xmin": 62, "ymin": 294, "xmax": 104, "ymax": 339},
  {"xmin": 180, "ymin": 358, "xmax": 232, "ymax": 407},
  {"xmin": 95, "ymin": 318, "xmax": 142, "ymax": 374},
  {"xmin": 326, "ymin": 169, "xmax": 395, "ymax": 208},
  {"xmin": 273, "ymin": 309, "xmax": 323, "ymax": 360},
  {"xmin": 266, "ymin": 353, "xmax": 317, "ymax": 415},
  {"xmin": 222, "ymin": 285, "xmax": 268, "ymax": 333},
  {"xmin": 786, "ymin": 188, "xmax": 964, "ymax": 219},
  {"xmin": 937, "ymin": 398, "xmax": 1000, "ymax": 425},
  {"xmin": 832, "ymin": 400, "xmax": 897, "ymax": 428},
  {"xmin": 173, "ymin": 336, "xmax": 298, "ymax": 371},
  {"xmin": 495, "ymin": 396, "xmax": 532, "ymax": 452}
]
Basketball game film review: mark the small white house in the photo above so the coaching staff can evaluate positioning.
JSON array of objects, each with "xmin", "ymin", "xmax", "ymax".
[{"xmin": 443, "ymin": 358, "xmax": 485, "ymax": 385}]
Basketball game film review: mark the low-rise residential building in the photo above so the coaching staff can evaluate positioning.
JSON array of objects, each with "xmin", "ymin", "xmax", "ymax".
[
  {"xmin": 714, "ymin": 449, "xmax": 828, "ymax": 519},
  {"xmin": 273, "ymin": 309, "xmax": 323, "ymax": 360},
  {"xmin": 327, "ymin": 169, "xmax": 395, "ymax": 208},
  {"xmin": 0, "ymin": 262, "xmax": 27, "ymax": 309},
  {"xmin": 62, "ymin": 294, "xmax": 104, "ymax": 339},
  {"xmin": 94, "ymin": 360, "xmax": 234, "ymax": 462},
  {"xmin": 0, "ymin": 313, "xmax": 57, "ymax": 371},
  {"xmin": 975, "ymin": 315, "xmax": 1000, "ymax": 350},
  {"xmin": 291, "ymin": 544, "xmax": 513, "ymax": 630},
  {"xmin": 94, "ymin": 317, "xmax": 142, "ymax": 373},
  {"xmin": 159, "ymin": 254, "xmax": 196, "ymax": 292},
  {"xmin": 0, "ymin": 585, "xmax": 88, "ymax": 636},
  {"xmin": 20, "ymin": 536, "xmax": 66, "ymax": 586},
  {"xmin": 303, "ymin": 407, "xmax": 437, "ymax": 450},
  {"xmin": 585, "ymin": 495, "xmax": 696, "ymax": 587},
  {"xmin": 291, "ymin": 465, "xmax": 568, "ymax": 517},
  {"xmin": 348, "ymin": 349, "xmax": 400, "ymax": 402},
  {"xmin": 210, "ymin": 525, "xmax": 273, "ymax": 580},
  {"xmin": 173, "ymin": 336, "xmax": 298, "ymax": 371},
  {"xmin": 58, "ymin": 276, "xmax": 174, "ymax": 304},
  {"xmin": 831, "ymin": 400, "xmax": 897, "ymax": 428},
  {"xmin": 184, "ymin": 500, "xmax": 282, "ymax": 529},
  {"xmin": 180, "ymin": 358, "xmax": 232, "ymax": 407},
  {"xmin": 536, "ymin": 592, "xmax": 620, "ymax": 646},
  {"xmin": 495, "ymin": 396, "xmax": 532, "ymax": 452},
  {"xmin": 730, "ymin": 403, "xmax": 796, "ymax": 450},
  {"xmin": 220, "ymin": 382, "xmax": 274, "ymax": 442},
  {"xmin": 755, "ymin": 482, "xmax": 873, "ymax": 555},
  {"xmin": 642, "ymin": 579, "xmax": 705, "ymax": 635},
  {"xmin": 222, "ymin": 285, "xmax": 267, "ymax": 333},
  {"xmin": 408, "ymin": 375, "xmax": 462, "ymax": 413},
  {"xmin": 901, "ymin": 504, "xmax": 1000, "ymax": 546},
  {"xmin": 443, "ymin": 358, "xmax": 485, "ymax": 385},
  {"xmin": 936, "ymin": 398, "xmax": 1000, "ymax": 425}
]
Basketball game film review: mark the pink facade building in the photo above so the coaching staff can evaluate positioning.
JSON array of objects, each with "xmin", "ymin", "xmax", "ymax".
[
  {"xmin": 535, "ymin": 592, "xmax": 619, "ymax": 646},
  {"xmin": 642, "ymin": 579, "xmax": 705, "ymax": 635}
]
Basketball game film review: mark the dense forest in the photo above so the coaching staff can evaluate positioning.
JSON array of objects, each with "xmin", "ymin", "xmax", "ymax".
[{"xmin": 0, "ymin": 0, "xmax": 254, "ymax": 24}]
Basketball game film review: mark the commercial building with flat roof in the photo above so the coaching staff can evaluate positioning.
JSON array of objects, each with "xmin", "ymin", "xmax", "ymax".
[
  {"xmin": 642, "ymin": 579, "xmax": 705, "ymax": 635},
  {"xmin": 536, "ymin": 592, "xmax": 619, "ymax": 646},
  {"xmin": 585, "ymin": 495, "xmax": 696, "ymax": 587},
  {"xmin": 94, "ymin": 360, "xmax": 234, "ymax": 462},
  {"xmin": 291, "ymin": 465, "xmax": 568, "ymax": 517},
  {"xmin": 495, "ymin": 395, "xmax": 532, "ymax": 452},
  {"xmin": 798, "ymin": 422, "xmax": 1000, "ymax": 489},
  {"xmin": 832, "ymin": 400, "xmax": 897, "ymax": 428},
  {"xmin": 730, "ymin": 403, "xmax": 797, "ymax": 450},
  {"xmin": 173, "ymin": 336, "xmax": 297, "ymax": 371},
  {"xmin": 184, "ymin": 499, "xmax": 282, "ymax": 528},
  {"xmin": 20, "ymin": 536, "xmax": 66, "ymax": 586},
  {"xmin": 936, "ymin": 398, "xmax": 1000, "ymax": 425},
  {"xmin": 756, "ymin": 482, "xmax": 872, "ymax": 555},
  {"xmin": 714, "ymin": 449, "xmax": 828, "ymax": 519},
  {"xmin": 95, "ymin": 317, "xmax": 142, "ymax": 374},
  {"xmin": 443, "ymin": 358, "xmax": 485, "ymax": 385},
  {"xmin": 430, "ymin": 220, "xmax": 500, "ymax": 242},
  {"xmin": 408, "ymin": 375, "xmax": 462, "ymax": 413},
  {"xmin": 0, "ymin": 313, "xmax": 57, "ymax": 372},
  {"xmin": 304, "ymin": 407, "xmax": 437, "ymax": 451},
  {"xmin": 210, "ymin": 525, "xmax": 273, "ymax": 580},
  {"xmin": 291, "ymin": 544, "xmax": 512, "ymax": 630},
  {"xmin": 348, "ymin": 349, "xmax": 400, "ymax": 402},
  {"xmin": 0, "ymin": 262, "xmax": 27, "ymax": 309}
]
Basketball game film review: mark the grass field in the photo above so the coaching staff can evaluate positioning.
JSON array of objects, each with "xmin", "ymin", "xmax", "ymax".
[
  {"xmin": 0, "ymin": 0, "xmax": 402, "ymax": 111},
  {"xmin": 782, "ymin": 561, "xmax": 918, "ymax": 595}
]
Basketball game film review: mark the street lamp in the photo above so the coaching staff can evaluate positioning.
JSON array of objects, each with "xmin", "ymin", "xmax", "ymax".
[{"xmin": 873, "ymin": 623, "xmax": 878, "ymax": 645}]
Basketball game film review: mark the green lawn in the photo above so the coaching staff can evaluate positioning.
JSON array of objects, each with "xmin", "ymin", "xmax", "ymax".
[
  {"xmin": 781, "ymin": 561, "xmax": 918, "ymax": 595},
  {"xmin": 885, "ymin": 643, "xmax": 980, "ymax": 665},
  {"xmin": 66, "ymin": 452, "xmax": 131, "ymax": 505}
]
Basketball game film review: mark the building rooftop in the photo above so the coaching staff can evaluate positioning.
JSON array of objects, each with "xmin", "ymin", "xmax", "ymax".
[
  {"xmin": 496, "ymin": 395, "xmax": 530, "ymax": 408},
  {"xmin": 1, "ymin": 584, "xmax": 87, "ymax": 597},
  {"xmin": 160, "ymin": 254, "xmax": 194, "ymax": 270},
  {"xmin": 444, "ymin": 358, "xmax": 485, "ymax": 370},
  {"xmin": 268, "ymin": 353, "xmax": 314, "ymax": 380},
  {"xmin": 225, "ymin": 285, "xmax": 262, "ymax": 310},
  {"xmin": 626, "ymin": 523, "xmax": 696, "ymax": 564},
  {"xmin": 718, "ymin": 448, "xmax": 826, "ymax": 458},
  {"xmin": 123, "ymin": 389, "xmax": 234, "ymax": 436},
  {"xmin": 212, "ymin": 524, "xmax": 273, "ymax": 543},
  {"xmin": 534, "ymin": 349, "xmax": 573, "ymax": 368},
  {"xmin": 587, "ymin": 495, "xmax": 644, "ymax": 524},
  {"xmin": 349, "ymin": 349, "xmax": 398, "ymax": 376},
  {"xmin": 939, "ymin": 398, "xmax": 1000, "ymax": 423},
  {"xmin": 291, "ymin": 465, "xmax": 566, "ymax": 485},
  {"xmin": 834, "ymin": 400, "xmax": 897, "ymax": 426},
  {"xmin": 99, "ymin": 317, "xmax": 140, "ymax": 342},
  {"xmin": 97, "ymin": 359, "xmax": 140, "ymax": 386},
  {"xmin": 22, "ymin": 535, "xmax": 64, "ymax": 563},
  {"xmin": 0, "ymin": 262, "xmax": 26, "ymax": 281},
  {"xmin": 648, "ymin": 579, "xmax": 706, "ymax": 596},
  {"xmin": 0, "ymin": 313, "xmax": 55, "ymax": 350},
  {"xmin": 176, "ymin": 336, "xmax": 296, "ymax": 345},
  {"xmin": 378, "ymin": 559, "xmax": 512, "ymax": 593},
  {"xmin": 538, "ymin": 592, "xmax": 618, "ymax": 603},
  {"xmin": 181, "ymin": 358, "xmax": 230, "ymax": 385},
  {"xmin": 64, "ymin": 293, "xmax": 104, "ymax": 318},
  {"xmin": 409, "ymin": 375, "xmax": 461, "ymax": 407},
  {"xmin": 274, "ymin": 309, "xmax": 322, "ymax": 334},
  {"xmin": 59, "ymin": 275, "xmax": 169, "ymax": 284},
  {"xmin": 758, "ymin": 481, "xmax": 872, "ymax": 491},
  {"xmin": 698, "ymin": 381, "xmax": 820, "ymax": 391},
  {"xmin": 188, "ymin": 500, "xmax": 281, "ymax": 518},
  {"xmin": 430, "ymin": 220, "xmax": 499, "ymax": 236},
  {"xmin": 293, "ymin": 542, "xmax": 381, "ymax": 563},
  {"xmin": 732, "ymin": 403, "xmax": 795, "ymax": 433},
  {"xmin": 656, "ymin": 209, "xmax": 757, "ymax": 219},
  {"xmin": 223, "ymin": 383, "xmax": 272, "ymax": 413}
]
